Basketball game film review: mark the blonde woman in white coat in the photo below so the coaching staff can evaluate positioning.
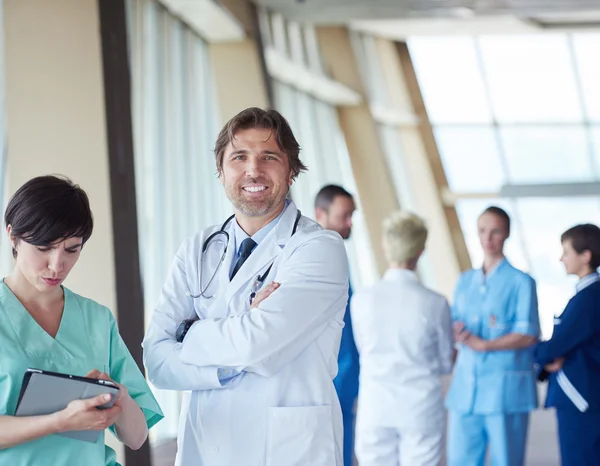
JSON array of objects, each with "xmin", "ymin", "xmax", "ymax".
[{"xmin": 351, "ymin": 211, "xmax": 454, "ymax": 466}]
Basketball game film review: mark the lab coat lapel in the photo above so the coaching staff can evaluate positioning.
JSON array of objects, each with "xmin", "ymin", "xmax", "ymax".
[
  {"xmin": 217, "ymin": 220, "xmax": 237, "ymax": 291},
  {"xmin": 224, "ymin": 202, "xmax": 298, "ymax": 304}
]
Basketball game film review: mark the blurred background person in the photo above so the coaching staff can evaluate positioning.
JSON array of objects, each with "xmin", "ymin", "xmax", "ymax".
[
  {"xmin": 446, "ymin": 206, "xmax": 539, "ymax": 466},
  {"xmin": 351, "ymin": 211, "xmax": 453, "ymax": 466},
  {"xmin": 535, "ymin": 224, "xmax": 600, "ymax": 466},
  {"xmin": 315, "ymin": 184, "xmax": 359, "ymax": 466}
]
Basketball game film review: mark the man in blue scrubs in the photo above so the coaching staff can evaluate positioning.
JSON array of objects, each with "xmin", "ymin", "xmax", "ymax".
[
  {"xmin": 446, "ymin": 206, "xmax": 540, "ymax": 466},
  {"xmin": 315, "ymin": 185, "xmax": 359, "ymax": 466}
]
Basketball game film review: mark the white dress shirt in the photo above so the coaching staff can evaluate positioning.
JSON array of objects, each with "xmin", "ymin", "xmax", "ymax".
[{"xmin": 351, "ymin": 268, "xmax": 454, "ymax": 433}]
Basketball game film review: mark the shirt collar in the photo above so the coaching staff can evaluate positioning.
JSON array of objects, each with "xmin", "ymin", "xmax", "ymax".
[
  {"xmin": 233, "ymin": 199, "xmax": 290, "ymax": 256},
  {"xmin": 576, "ymin": 271, "xmax": 600, "ymax": 294},
  {"xmin": 475, "ymin": 257, "xmax": 508, "ymax": 284},
  {"xmin": 383, "ymin": 268, "xmax": 419, "ymax": 282}
]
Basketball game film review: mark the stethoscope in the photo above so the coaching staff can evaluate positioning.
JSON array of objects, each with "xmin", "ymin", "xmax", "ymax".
[{"xmin": 187, "ymin": 210, "xmax": 302, "ymax": 300}]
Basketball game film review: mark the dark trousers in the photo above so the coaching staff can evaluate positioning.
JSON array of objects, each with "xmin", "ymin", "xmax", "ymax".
[{"xmin": 556, "ymin": 408, "xmax": 600, "ymax": 466}]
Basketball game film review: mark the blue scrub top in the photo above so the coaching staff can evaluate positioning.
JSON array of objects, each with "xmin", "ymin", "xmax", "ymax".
[
  {"xmin": 333, "ymin": 283, "xmax": 359, "ymax": 408},
  {"xmin": 446, "ymin": 259, "xmax": 540, "ymax": 414}
]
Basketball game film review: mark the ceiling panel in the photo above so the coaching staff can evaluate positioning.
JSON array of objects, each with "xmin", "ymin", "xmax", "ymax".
[{"xmin": 252, "ymin": 0, "xmax": 600, "ymax": 24}]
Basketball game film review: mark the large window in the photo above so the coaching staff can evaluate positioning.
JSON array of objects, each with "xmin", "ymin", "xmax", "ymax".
[
  {"xmin": 262, "ymin": 11, "xmax": 379, "ymax": 288},
  {"xmin": 409, "ymin": 34, "xmax": 600, "ymax": 337},
  {"xmin": 128, "ymin": 0, "xmax": 227, "ymax": 441},
  {"xmin": 273, "ymin": 81, "xmax": 378, "ymax": 287}
]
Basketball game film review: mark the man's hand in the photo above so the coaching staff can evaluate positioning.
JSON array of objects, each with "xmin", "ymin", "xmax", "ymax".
[
  {"xmin": 544, "ymin": 357, "xmax": 565, "ymax": 373},
  {"xmin": 251, "ymin": 282, "xmax": 280, "ymax": 309}
]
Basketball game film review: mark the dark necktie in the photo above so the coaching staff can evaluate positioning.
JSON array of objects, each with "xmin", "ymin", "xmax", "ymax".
[{"xmin": 230, "ymin": 238, "xmax": 257, "ymax": 280}]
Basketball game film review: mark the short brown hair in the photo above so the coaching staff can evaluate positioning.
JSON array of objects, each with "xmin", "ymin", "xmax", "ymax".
[
  {"xmin": 214, "ymin": 107, "xmax": 307, "ymax": 179},
  {"xmin": 561, "ymin": 223, "xmax": 600, "ymax": 270},
  {"xmin": 315, "ymin": 184, "xmax": 353, "ymax": 211}
]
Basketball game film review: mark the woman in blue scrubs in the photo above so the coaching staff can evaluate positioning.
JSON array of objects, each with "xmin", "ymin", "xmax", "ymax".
[
  {"xmin": 535, "ymin": 223, "xmax": 600, "ymax": 466},
  {"xmin": 0, "ymin": 176, "xmax": 163, "ymax": 465},
  {"xmin": 446, "ymin": 206, "xmax": 540, "ymax": 466}
]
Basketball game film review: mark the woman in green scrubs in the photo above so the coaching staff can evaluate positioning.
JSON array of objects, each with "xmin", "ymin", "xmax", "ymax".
[{"xmin": 0, "ymin": 175, "xmax": 163, "ymax": 465}]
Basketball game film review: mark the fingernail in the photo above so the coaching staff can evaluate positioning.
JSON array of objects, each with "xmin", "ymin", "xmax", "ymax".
[{"xmin": 104, "ymin": 394, "xmax": 111, "ymax": 401}]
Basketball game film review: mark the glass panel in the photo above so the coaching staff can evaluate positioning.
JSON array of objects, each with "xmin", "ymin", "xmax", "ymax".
[
  {"xmin": 479, "ymin": 34, "xmax": 583, "ymax": 123},
  {"xmin": 287, "ymin": 21, "xmax": 307, "ymax": 66},
  {"xmin": 500, "ymin": 126, "xmax": 593, "ymax": 183},
  {"xmin": 516, "ymin": 198, "xmax": 600, "ymax": 338},
  {"xmin": 270, "ymin": 13, "xmax": 289, "ymax": 56},
  {"xmin": 434, "ymin": 126, "xmax": 506, "ymax": 192},
  {"xmin": 303, "ymin": 25, "xmax": 324, "ymax": 73},
  {"xmin": 591, "ymin": 125, "xmax": 600, "ymax": 177},
  {"xmin": 129, "ymin": 0, "xmax": 225, "ymax": 443},
  {"xmin": 572, "ymin": 33, "xmax": 600, "ymax": 122},
  {"xmin": 408, "ymin": 37, "xmax": 492, "ymax": 124},
  {"xmin": 378, "ymin": 124, "xmax": 418, "ymax": 210},
  {"xmin": 274, "ymin": 81, "xmax": 379, "ymax": 288},
  {"xmin": 352, "ymin": 33, "xmax": 388, "ymax": 110}
]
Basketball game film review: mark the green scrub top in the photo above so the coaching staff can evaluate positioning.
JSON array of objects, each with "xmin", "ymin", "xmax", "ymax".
[{"xmin": 0, "ymin": 282, "xmax": 163, "ymax": 465}]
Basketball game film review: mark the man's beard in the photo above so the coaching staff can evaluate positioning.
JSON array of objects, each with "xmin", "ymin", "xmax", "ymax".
[
  {"xmin": 231, "ymin": 196, "xmax": 278, "ymax": 217},
  {"xmin": 226, "ymin": 184, "xmax": 286, "ymax": 217}
]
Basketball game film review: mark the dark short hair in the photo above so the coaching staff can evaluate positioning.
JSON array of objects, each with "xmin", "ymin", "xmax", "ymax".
[
  {"xmin": 5, "ymin": 175, "xmax": 94, "ymax": 258},
  {"xmin": 314, "ymin": 184, "xmax": 354, "ymax": 211},
  {"xmin": 480, "ymin": 205, "xmax": 511, "ymax": 235},
  {"xmin": 561, "ymin": 223, "xmax": 600, "ymax": 270},
  {"xmin": 214, "ymin": 107, "xmax": 307, "ymax": 179}
]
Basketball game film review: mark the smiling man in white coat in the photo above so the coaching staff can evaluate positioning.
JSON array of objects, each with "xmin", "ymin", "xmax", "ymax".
[{"xmin": 142, "ymin": 107, "xmax": 349, "ymax": 466}]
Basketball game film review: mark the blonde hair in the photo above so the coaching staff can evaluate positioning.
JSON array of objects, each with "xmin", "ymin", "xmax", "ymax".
[{"xmin": 382, "ymin": 211, "xmax": 428, "ymax": 264}]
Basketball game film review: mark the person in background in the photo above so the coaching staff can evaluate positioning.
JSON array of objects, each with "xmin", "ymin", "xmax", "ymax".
[
  {"xmin": 0, "ymin": 175, "xmax": 163, "ymax": 465},
  {"xmin": 535, "ymin": 223, "xmax": 600, "ymax": 466},
  {"xmin": 446, "ymin": 206, "xmax": 539, "ymax": 466},
  {"xmin": 315, "ymin": 184, "xmax": 359, "ymax": 466},
  {"xmin": 351, "ymin": 211, "xmax": 453, "ymax": 466}
]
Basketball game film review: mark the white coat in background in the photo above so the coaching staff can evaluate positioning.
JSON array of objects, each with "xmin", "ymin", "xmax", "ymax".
[
  {"xmin": 142, "ymin": 201, "xmax": 348, "ymax": 466},
  {"xmin": 351, "ymin": 268, "xmax": 454, "ymax": 466}
]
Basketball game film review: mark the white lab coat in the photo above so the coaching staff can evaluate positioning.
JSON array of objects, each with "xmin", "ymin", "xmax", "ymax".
[
  {"xmin": 351, "ymin": 269, "xmax": 454, "ymax": 466},
  {"xmin": 142, "ymin": 201, "xmax": 348, "ymax": 466}
]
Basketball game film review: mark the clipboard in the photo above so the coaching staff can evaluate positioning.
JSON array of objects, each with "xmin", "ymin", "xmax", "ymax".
[{"xmin": 15, "ymin": 368, "xmax": 119, "ymax": 443}]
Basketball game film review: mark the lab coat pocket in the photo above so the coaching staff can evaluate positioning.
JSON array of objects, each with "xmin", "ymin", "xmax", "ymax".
[{"xmin": 266, "ymin": 405, "xmax": 335, "ymax": 466}]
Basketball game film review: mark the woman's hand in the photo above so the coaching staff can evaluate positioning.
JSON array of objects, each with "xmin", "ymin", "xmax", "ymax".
[
  {"xmin": 55, "ymin": 393, "xmax": 122, "ymax": 433},
  {"xmin": 453, "ymin": 321, "xmax": 468, "ymax": 342},
  {"xmin": 84, "ymin": 369, "xmax": 148, "ymax": 450},
  {"xmin": 453, "ymin": 322, "xmax": 488, "ymax": 351},
  {"xmin": 462, "ymin": 334, "xmax": 488, "ymax": 352},
  {"xmin": 545, "ymin": 357, "xmax": 565, "ymax": 373},
  {"xmin": 85, "ymin": 369, "xmax": 129, "ymax": 408}
]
